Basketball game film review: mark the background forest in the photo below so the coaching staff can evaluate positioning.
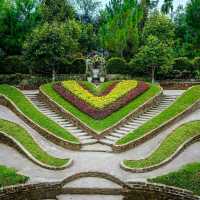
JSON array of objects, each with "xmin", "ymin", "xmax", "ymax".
[{"xmin": 0, "ymin": 0, "xmax": 200, "ymax": 83}]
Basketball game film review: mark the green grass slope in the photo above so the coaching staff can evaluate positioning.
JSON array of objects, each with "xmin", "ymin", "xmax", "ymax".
[
  {"xmin": 149, "ymin": 162, "xmax": 200, "ymax": 196},
  {"xmin": 0, "ymin": 119, "xmax": 69, "ymax": 167},
  {"xmin": 41, "ymin": 83, "xmax": 161, "ymax": 132},
  {"xmin": 0, "ymin": 84, "xmax": 79, "ymax": 144},
  {"xmin": 117, "ymin": 85, "xmax": 200, "ymax": 145},
  {"xmin": 123, "ymin": 120, "xmax": 200, "ymax": 169},
  {"xmin": 0, "ymin": 165, "xmax": 29, "ymax": 187}
]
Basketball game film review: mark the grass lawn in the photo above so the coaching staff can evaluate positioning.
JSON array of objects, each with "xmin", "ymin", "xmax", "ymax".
[
  {"xmin": 80, "ymin": 80, "xmax": 117, "ymax": 96},
  {"xmin": 0, "ymin": 84, "xmax": 79, "ymax": 144},
  {"xmin": 41, "ymin": 83, "xmax": 160, "ymax": 133},
  {"xmin": 0, "ymin": 165, "xmax": 29, "ymax": 188},
  {"xmin": 149, "ymin": 162, "xmax": 200, "ymax": 196},
  {"xmin": 123, "ymin": 120, "xmax": 200, "ymax": 169},
  {"xmin": 0, "ymin": 119, "xmax": 69, "ymax": 167},
  {"xmin": 117, "ymin": 85, "xmax": 200, "ymax": 145}
]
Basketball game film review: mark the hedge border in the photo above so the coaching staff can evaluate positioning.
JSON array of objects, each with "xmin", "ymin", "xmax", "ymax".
[
  {"xmin": 39, "ymin": 85, "xmax": 163, "ymax": 138},
  {"xmin": 120, "ymin": 129, "xmax": 200, "ymax": 172},
  {"xmin": 0, "ymin": 131, "xmax": 72, "ymax": 170},
  {"xmin": 113, "ymin": 89, "xmax": 200, "ymax": 152},
  {"xmin": 0, "ymin": 95, "xmax": 81, "ymax": 150}
]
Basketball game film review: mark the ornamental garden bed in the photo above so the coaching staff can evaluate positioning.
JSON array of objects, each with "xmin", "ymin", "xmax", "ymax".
[{"xmin": 40, "ymin": 81, "xmax": 161, "ymax": 134}]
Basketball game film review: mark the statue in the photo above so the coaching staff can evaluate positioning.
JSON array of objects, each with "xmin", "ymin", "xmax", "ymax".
[{"xmin": 86, "ymin": 54, "xmax": 106, "ymax": 83}]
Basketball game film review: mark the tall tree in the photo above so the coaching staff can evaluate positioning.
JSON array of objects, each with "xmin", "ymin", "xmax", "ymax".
[
  {"xmin": 132, "ymin": 35, "xmax": 173, "ymax": 83},
  {"xmin": 161, "ymin": 0, "xmax": 173, "ymax": 17},
  {"xmin": 40, "ymin": 0, "xmax": 74, "ymax": 22},
  {"xmin": 0, "ymin": 0, "xmax": 40, "ymax": 55},
  {"xmin": 23, "ymin": 20, "xmax": 81, "ymax": 80},
  {"xmin": 74, "ymin": 0, "xmax": 101, "ymax": 23},
  {"xmin": 99, "ymin": 0, "xmax": 143, "ymax": 57}
]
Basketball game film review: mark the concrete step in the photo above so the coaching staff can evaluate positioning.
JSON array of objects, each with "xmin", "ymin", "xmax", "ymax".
[
  {"xmin": 111, "ymin": 133, "xmax": 125, "ymax": 137},
  {"xmin": 100, "ymin": 139, "xmax": 114, "ymax": 145},
  {"xmin": 105, "ymin": 136, "xmax": 119, "ymax": 141},
  {"xmin": 81, "ymin": 139, "xmax": 98, "ymax": 145}
]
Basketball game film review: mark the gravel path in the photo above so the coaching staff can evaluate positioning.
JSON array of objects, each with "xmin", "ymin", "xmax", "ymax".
[{"xmin": 0, "ymin": 89, "xmax": 200, "ymax": 185}]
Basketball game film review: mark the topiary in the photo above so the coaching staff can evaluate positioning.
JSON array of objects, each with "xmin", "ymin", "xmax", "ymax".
[{"xmin": 106, "ymin": 57, "xmax": 129, "ymax": 74}]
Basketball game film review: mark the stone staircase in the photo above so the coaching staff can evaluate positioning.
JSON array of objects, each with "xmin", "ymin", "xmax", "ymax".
[
  {"xmin": 22, "ymin": 90, "xmax": 97, "ymax": 145},
  {"xmin": 100, "ymin": 94, "xmax": 179, "ymax": 146}
]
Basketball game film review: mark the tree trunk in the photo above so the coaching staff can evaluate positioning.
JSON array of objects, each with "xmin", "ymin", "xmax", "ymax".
[
  {"xmin": 52, "ymin": 67, "xmax": 56, "ymax": 82},
  {"xmin": 152, "ymin": 66, "xmax": 156, "ymax": 83}
]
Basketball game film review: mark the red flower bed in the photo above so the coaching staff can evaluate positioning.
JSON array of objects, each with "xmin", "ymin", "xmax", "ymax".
[{"xmin": 53, "ymin": 81, "xmax": 149, "ymax": 119}]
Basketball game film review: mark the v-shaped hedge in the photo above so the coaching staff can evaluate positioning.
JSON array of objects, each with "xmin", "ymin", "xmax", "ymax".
[
  {"xmin": 40, "ymin": 82, "xmax": 161, "ymax": 133},
  {"xmin": 53, "ymin": 80, "xmax": 149, "ymax": 119}
]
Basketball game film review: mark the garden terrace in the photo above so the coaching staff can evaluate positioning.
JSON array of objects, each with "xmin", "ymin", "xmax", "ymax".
[
  {"xmin": 40, "ymin": 82, "xmax": 161, "ymax": 133},
  {"xmin": 53, "ymin": 80, "xmax": 149, "ymax": 119},
  {"xmin": 149, "ymin": 162, "xmax": 200, "ymax": 196},
  {"xmin": 0, "ymin": 119, "xmax": 70, "ymax": 169},
  {"xmin": 0, "ymin": 85, "xmax": 80, "ymax": 147},
  {"xmin": 121, "ymin": 120, "xmax": 200, "ymax": 171},
  {"xmin": 0, "ymin": 165, "xmax": 28, "ymax": 188},
  {"xmin": 116, "ymin": 85, "xmax": 200, "ymax": 147}
]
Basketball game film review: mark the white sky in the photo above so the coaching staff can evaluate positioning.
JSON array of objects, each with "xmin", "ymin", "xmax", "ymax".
[{"xmin": 101, "ymin": 0, "xmax": 189, "ymax": 10}]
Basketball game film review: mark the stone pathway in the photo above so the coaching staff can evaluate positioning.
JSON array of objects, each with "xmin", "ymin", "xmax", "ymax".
[
  {"xmin": 56, "ymin": 195, "xmax": 123, "ymax": 200},
  {"xmin": 1, "ymin": 89, "xmax": 200, "ymax": 187},
  {"xmin": 101, "ymin": 94, "xmax": 178, "ymax": 145},
  {"xmin": 23, "ymin": 90, "xmax": 97, "ymax": 145}
]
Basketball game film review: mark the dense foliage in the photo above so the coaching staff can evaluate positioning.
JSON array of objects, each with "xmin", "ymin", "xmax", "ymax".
[{"xmin": 0, "ymin": 0, "xmax": 200, "ymax": 80}]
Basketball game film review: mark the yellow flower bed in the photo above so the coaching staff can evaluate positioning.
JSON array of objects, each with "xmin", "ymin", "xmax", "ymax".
[{"xmin": 62, "ymin": 80, "xmax": 138, "ymax": 109}]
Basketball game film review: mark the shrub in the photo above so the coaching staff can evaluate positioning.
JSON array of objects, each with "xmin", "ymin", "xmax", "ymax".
[
  {"xmin": 128, "ymin": 59, "xmax": 146, "ymax": 76},
  {"xmin": 71, "ymin": 58, "xmax": 86, "ymax": 74},
  {"xmin": 173, "ymin": 57, "xmax": 193, "ymax": 71},
  {"xmin": 106, "ymin": 57, "xmax": 129, "ymax": 74},
  {"xmin": 193, "ymin": 57, "xmax": 200, "ymax": 71},
  {"xmin": 0, "ymin": 55, "xmax": 29, "ymax": 74}
]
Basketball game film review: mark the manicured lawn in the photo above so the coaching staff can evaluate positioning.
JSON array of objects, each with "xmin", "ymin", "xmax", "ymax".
[
  {"xmin": 80, "ymin": 81, "xmax": 117, "ymax": 96},
  {"xmin": 149, "ymin": 162, "xmax": 200, "ymax": 196},
  {"xmin": 117, "ymin": 85, "xmax": 200, "ymax": 145},
  {"xmin": 0, "ymin": 165, "xmax": 29, "ymax": 187},
  {"xmin": 0, "ymin": 119, "xmax": 69, "ymax": 167},
  {"xmin": 41, "ymin": 83, "xmax": 160, "ymax": 132},
  {"xmin": 0, "ymin": 84, "xmax": 79, "ymax": 144},
  {"xmin": 123, "ymin": 120, "xmax": 200, "ymax": 169}
]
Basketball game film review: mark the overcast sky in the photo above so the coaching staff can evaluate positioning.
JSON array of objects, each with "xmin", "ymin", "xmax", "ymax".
[{"xmin": 101, "ymin": 0, "xmax": 189, "ymax": 10}]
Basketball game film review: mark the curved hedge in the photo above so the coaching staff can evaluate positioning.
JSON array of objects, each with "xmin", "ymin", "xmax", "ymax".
[
  {"xmin": 0, "ymin": 84, "xmax": 79, "ymax": 144},
  {"xmin": 117, "ymin": 85, "xmax": 200, "ymax": 145},
  {"xmin": 122, "ymin": 120, "xmax": 200, "ymax": 170},
  {"xmin": 0, "ymin": 119, "xmax": 70, "ymax": 168},
  {"xmin": 40, "ymin": 83, "xmax": 161, "ymax": 133}
]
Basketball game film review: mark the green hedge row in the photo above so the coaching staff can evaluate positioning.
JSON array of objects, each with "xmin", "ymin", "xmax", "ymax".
[{"xmin": 0, "ymin": 56, "xmax": 86, "ymax": 74}]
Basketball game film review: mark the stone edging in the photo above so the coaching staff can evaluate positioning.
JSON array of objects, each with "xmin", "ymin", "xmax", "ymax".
[
  {"xmin": 0, "ymin": 131, "xmax": 72, "ymax": 170},
  {"xmin": 113, "ymin": 88, "xmax": 200, "ymax": 152},
  {"xmin": 39, "ymin": 85, "xmax": 163, "ymax": 139},
  {"xmin": 120, "ymin": 130, "xmax": 200, "ymax": 172},
  {"xmin": 0, "ymin": 95, "xmax": 81, "ymax": 150},
  {"xmin": 0, "ymin": 174, "xmax": 199, "ymax": 200}
]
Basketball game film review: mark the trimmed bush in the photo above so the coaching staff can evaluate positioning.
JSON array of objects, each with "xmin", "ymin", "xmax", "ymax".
[
  {"xmin": 193, "ymin": 57, "xmax": 200, "ymax": 71},
  {"xmin": 0, "ymin": 165, "xmax": 29, "ymax": 187},
  {"xmin": 106, "ymin": 57, "xmax": 129, "ymax": 74},
  {"xmin": 173, "ymin": 57, "xmax": 193, "ymax": 71},
  {"xmin": 0, "ymin": 55, "xmax": 29, "ymax": 74},
  {"xmin": 71, "ymin": 58, "xmax": 86, "ymax": 74}
]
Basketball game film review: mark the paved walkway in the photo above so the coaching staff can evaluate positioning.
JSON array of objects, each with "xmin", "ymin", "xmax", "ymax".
[{"xmin": 0, "ymin": 89, "xmax": 200, "ymax": 185}]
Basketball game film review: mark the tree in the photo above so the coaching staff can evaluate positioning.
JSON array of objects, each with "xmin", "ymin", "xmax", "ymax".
[
  {"xmin": 0, "ymin": 0, "xmax": 40, "ymax": 55},
  {"xmin": 132, "ymin": 35, "xmax": 173, "ymax": 83},
  {"xmin": 23, "ymin": 21, "xmax": 81, "ymax": 80},
  {"xmin": 98, "ymin": 0, "xmax": 143, "ymax": 57},
  {"xmin": 40, "ymin": 0, "xmax": 74, "ymax": 22},
  {"xmin": 161, "ymin": 0, "xmax": 173, "ymax": 17},
  {"xmin": 142, "ymin": 11, "xmax": 175, "ymax": 46},
  {"xmin": 74, "ymin": 0, "xmax": 101, "ymax": 23}
]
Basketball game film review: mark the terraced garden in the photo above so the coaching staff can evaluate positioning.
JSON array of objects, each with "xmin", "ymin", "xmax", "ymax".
[{"xmin": 0, "ymin": 80, "xmax": 200, "ymax": 199}]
